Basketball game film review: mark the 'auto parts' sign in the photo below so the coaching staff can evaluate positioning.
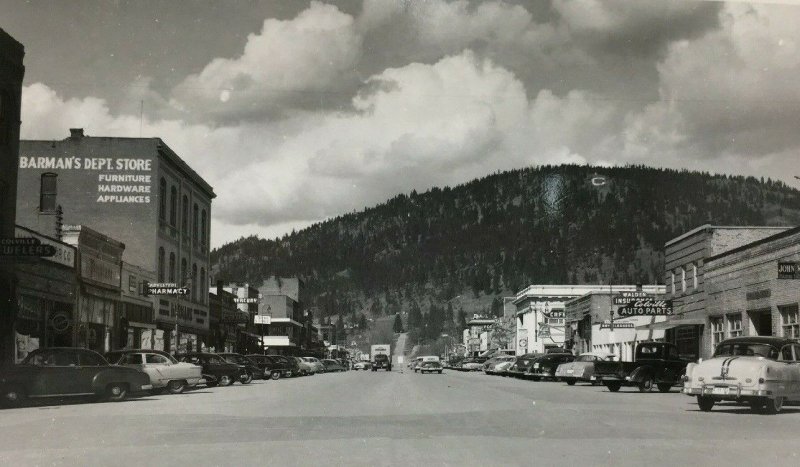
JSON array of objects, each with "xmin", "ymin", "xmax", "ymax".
[{"xmin": 617, "ymin": 300, "xmax": 673, "ymax": 316}]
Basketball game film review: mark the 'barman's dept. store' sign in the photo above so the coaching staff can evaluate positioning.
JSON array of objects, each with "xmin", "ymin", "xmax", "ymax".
[{"xmin": 19, "ymin": 156, "xmax": 153, "ymax": 204}]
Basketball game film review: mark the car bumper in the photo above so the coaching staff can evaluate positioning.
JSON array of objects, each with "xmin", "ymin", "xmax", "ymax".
[{"xmin": 683, "ymin": 385, "xmax": 771, "ymax": 397}]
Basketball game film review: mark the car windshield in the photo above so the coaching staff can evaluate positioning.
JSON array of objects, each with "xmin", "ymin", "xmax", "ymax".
[{"xmin": 714, "ymin": 343, "xmax": 780, "ymax": 359}]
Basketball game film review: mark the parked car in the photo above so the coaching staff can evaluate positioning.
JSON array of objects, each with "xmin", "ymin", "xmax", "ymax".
[
  {"xmin": 525, "ymin": 353, "xmax": 576, "ymax": 381},
  {"xmin": 322, "ymin": 359, "xmax": 347, "ymax": 372},
  {"xmin": 219, "ymin": 353, "xmax": 262, "ymax": 383},
  {"xmin": 684, "ymin": 336, "xmax": 800, "ymax": 414},
  {"xmin": 593, "ymin": 342, "xmax": 689, "ymax": 392},
  {"xmin": 105, "ymin": 349, "xmax": 203, "ymax": 394},
  {"xmin": 483, "ymin": 356, "xmax": 517, "ymax": 375},
  {"xmin": 245, "ymin": 354, "xmax": 284, "ymax": 380},
  {"xmin": 1, "ymin": 347, "xmax": 152, "ymax": 406},
  {"xmin": 271, "ymin": 355, "xmax": 301, "ymax": 377},
  {"xmin": 555, "ymin": 352, "xmax": 616, "ymax": 385},
  {"xmin": 418, "ymin": 360, "xmax": 443, "ymax": 374},
  {"xmin": 353, "ymin": 361, "xmax": 372, "ymax": 370},
  {"xmin": 460, "ymin": 358, "xmax": 484, "ymax": 371},
  {"xmin": 302, "ymin": 357, "xmax": 325, "ymax": 373},
  {"xmin": 294, "ymin": 357, "xmax": 316, "ymax": 375},
  {"xmin": 505, "ymin": 353, "xmax": 541, "ymax": 377},
  {"xmin": 175, "ymin": 352, "xmax": 243, "ymax": 387}
]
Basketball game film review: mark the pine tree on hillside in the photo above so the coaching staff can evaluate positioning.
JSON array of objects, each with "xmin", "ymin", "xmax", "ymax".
[{"xmin": 393, "ymin": 313, "xmax": 403, "ymax": 333}]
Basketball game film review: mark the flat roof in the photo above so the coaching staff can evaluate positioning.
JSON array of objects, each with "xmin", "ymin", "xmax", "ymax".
[
  {"xmin": 664, "ymin": 224, "xmax": 787, "ymax": 247},
  {"xmin": 706, "ymin": 225, "xmax": 800, "ymax": 263}
]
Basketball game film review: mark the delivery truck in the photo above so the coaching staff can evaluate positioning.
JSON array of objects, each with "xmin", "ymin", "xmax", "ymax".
[{"xmin": 371, "ymin": 344, "xmax": 392, "ymax": 371}]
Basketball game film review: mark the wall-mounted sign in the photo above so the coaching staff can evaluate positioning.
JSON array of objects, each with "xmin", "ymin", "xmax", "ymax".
[
  {"xmin": 254, "ymin": 315, "xmax": 271, "ymax": 325},
  {"xmin": 613, "ymin": 292, "xmax": 654, "ymax": 306},
  {"xmin": 778, "ymin": 262, "xmax": 800, "ymax": 279},
  {"xmin": 49, "ymin": 311, "xmax": 72, "ymax": 333},
  {"xmin": 234, "ymin": 298, "xmax": 260, "ymax": 304},
  {"xmin": 542, "ymin": 309, "xmax": 565, "ymax": 319},
  {"xmin": 1, "ymin": 237, "xmax": 57, "ymax": 258},
  {"xmin": 146, "ymin": 282, "xmax": 189, "ymax": 295},
  {"xmin": 745, "ymin": 289, "xmax": 771, "ymax": 301},
  {"xmin": 618, "ymin": 300, "xmax": 673, "ymax": 316},
  {"xmin": 600, "ymin": 321, "xmax": 635, "ymax": 329}
]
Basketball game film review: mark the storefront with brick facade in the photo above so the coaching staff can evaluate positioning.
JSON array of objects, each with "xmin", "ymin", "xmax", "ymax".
[{"xmin": 703, "ymin": 226, "xmax": 800, "ymax": 359}]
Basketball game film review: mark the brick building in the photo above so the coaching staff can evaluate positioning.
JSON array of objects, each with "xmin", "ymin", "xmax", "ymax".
[
  {"xmin": 0, "ymin": 28, "xmax": 24, "ymax": 364},
  {"xmin": 703, "ymin": 226, "xmax": 800, "ymax": 358},
  {"xmin": 659, "ymin": 225, "xmax": 789, "ymax": 360},
  {"xmin": 17, "ymin": 130, "xmax": 215, "ymax": 352},
  {"xmin": 256, "ymin": 277, "xmax": 305, "ymax": 355}
]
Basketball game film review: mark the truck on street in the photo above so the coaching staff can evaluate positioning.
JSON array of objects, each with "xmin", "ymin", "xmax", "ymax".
[
  {"xmin": 593, "ymin": 342, "xmax": 689, "ymax": 392},
  {"xmin": 371, "ymin": 344, "xmax": 392, "ymax": 371}
]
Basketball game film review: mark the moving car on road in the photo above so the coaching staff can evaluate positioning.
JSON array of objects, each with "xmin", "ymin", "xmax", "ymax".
[
  {"xmin": 684, "ymin": 336, "xmax": 800, "ymax": 414},
  {"xmin": 418, "ymin": 360, "xmax": 443, "ymax": 374},
  {"xmin": 414, "ymin": 356, "xmax": 440, "ymax": 373},
  {"xmin": 245, "ymin": 354, "xmax": 284, "ymax": 380},
  {"xmin": 1, "ymin": 347, "xmax": 152, "ymax": 406},
  {"xmin": 555, "ymin": 352, "xmax": 616, "ymax": 385},
  {"xmin": 106, "ymin": 349, "xmax": 203, "ymax": 394},
  {"xmin": 594, "ymin": 342, "xmax": 688, "ymax": 392},
  {"xmin": 353, "ymin": 361, "xmax": 372, "ymax": 370},
  {"xmin": 175, "ymin": 352, "xmax": 243, "ymax": 387},
  {"xmin": 525, "ymin": 352, "xmax": 575, "ymax": 381}
]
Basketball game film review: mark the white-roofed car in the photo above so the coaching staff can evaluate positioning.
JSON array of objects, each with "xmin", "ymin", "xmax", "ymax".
[
  {"xmin": 684, "ymin": 336, "xmax": 800, "ymax": 414},
  {"xmin": 106, "ymin": 349, "xmax": 203, "ymax": 394},
  {"xmin": 483, "ymin": 356, "xmax": 517, "ymax": 375},
  {"xmin": 555, "ymin": 352, "xmax": 616, "ymax": 386}
]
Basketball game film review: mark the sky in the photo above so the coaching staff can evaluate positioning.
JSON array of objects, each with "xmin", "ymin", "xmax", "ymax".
[{"xmin": 3, "ymin": 0, "xmax": 800, "ymax": 247}]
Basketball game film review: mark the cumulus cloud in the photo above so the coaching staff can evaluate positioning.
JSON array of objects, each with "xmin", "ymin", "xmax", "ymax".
[{"xmin": 18, "ymin": 0, "xmax": 800, "ymax": 246}]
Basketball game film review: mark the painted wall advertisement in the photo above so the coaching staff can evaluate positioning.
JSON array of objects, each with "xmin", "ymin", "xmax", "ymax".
[{"xmin": 19, "ymin": 155, "xmax": 153, "ymax": 204}]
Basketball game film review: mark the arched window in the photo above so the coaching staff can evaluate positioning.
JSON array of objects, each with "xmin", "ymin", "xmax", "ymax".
[
  {"xmin": 157, "ymin": 247, "xmax": 165, "ymax": 282},
  {"xmin": 191, "ymin": 264, "xmax": 198, "ymax": 302},
  {"xmin": 200, "ymin": 268, "xmax": 206, "ymax": 304},
  {"xmin": 168, "ymin": 252, "xmax": 175, "ymax": 282},
  {"xmin": 40, "ymin": 173, "xmax": 57, "ymax": 212},
  {"xmin": 201, "ymin": 209, "xmax": 207, "ymax": 248},
  {"xmin": 169, "ymin": 186, "xmax": 177, "ymax": 226},
  {"xmin": 181, "ymin": 258, "xmax": 187, "ymax": 285},
  {"xmin": 181, "ymin": 195, "xmax": 188, "ymax": 233},
  {"xmin": 192, "ymin": 203, "xmax": 199, "ymax": 243},
  {"xmin": 159, "ymin": 178, "xmax": 167, "ymax": 220}
]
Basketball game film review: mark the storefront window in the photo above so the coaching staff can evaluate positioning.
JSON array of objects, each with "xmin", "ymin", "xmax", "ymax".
[
  {"xmin": 727, "ymin": 313, "xmax": 743, "ymax": 338},
  {"xmin": 781, "ymin": 305, "xmax": 799, "ymax": 338}
]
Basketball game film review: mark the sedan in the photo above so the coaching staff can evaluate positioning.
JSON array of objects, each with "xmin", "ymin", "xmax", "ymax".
[
  {"xmin": 353, "ymin": 361, "xmax": 372, "ymax": 370},
  {"xmin": 293, "ymin": 357, "xmax": 316, "ymax": 376},
  {"xmin": 418, "ymin": 361, "xmax": 443, "ymax": 374},
  {"xmin": 1, "ymin": 347, "xmax": 151, "ymax": 406},
  {"xmin": 525, "ymin": 353, "xmax": 575, "ymax": 381},
  {"xmin": 246, "ymin": 354, "xmax": 284, "ymax": 380},
  {"xmin": 301, "ymin": 357, "xmax": 326, "ymax": 373},
  {"xmin": 555, "ymin": 352, "xmax": 615, "ymax": 385},
  {"xmin": 322, "ymin": 359, "xmax": 347, "ymax": 372},
  {"xmin": 175, "ymin": 353, "xmax": 243, "ymax": 387},
  {"xmin": 106, "ymin": 349, "xmax": 203, "ymax": 394},
  {"xmin": 219, "ymin": 353, "xmax": 262, "ymax": 383}
]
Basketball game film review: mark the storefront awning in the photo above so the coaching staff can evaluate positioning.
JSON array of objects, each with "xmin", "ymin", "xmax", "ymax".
[
  {"xmin": 127, "ymin": 321, "xmax": 156, "ymax": 329},
  {"xmin": 635, "ymin": 318, "xmax": 705, "ymax": 331}
]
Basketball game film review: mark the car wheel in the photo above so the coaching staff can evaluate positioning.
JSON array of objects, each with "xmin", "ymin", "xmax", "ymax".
[
  {"xmin": 657, "ymin": 383, "xmax": 672, "ymax": 393},
  {"xmin": 1, "ymin": 386, "xmax": 26, "ymax": 407},
  {"xmin": 271, "ymin": 371, "xmax": 281, "ymax": 380},
  {"xmin": 763, "ymin": 397, "xmax": 785, "ymax": 414},
  {"xmin": 219, "ymin": 375, "xmax": 234, "ymax": 387},
  {"xmin": 697, "ymin": 396, "xmax": 715, "ymax": 412},
  {"xmin": 605, "ymin": 382, "xmax": 622, "ymax": 392},
  {"xmin": 241, "ymin": 372, "xmax": 253, "ymax": 384},
  {"xmin": 167, "ymin": 380, "xmax": 186, "ymax": 395},
  {"xmin": 566, "ymin": 380, "xmax": 576, "ymax": 386},
  {"xmin": 637, "ymin": 377, "xmax": 654, "ymax": 392},
  {"xmin": 106, "ymin": 383, "xmax": 128, "ymax": 402}
]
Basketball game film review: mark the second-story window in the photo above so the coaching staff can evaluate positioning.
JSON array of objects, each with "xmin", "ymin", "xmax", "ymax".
[
  {"xmin": 159, "ymin": 178, "xmax": 166, "ymax": 220},
  {"xmin": 681, "ymin": 267, "xmax": 686, "ymax": 292},
  {"xmin": 192, "ymin": 203, "xmax": 199, "ymax": 243},
  {"xmin": 181, "ymin": 195, "xmax": 188, "ymax": 234},
  {"xmin": 200, "ymin": 267, "xmax": 206, "ymax": 304},
  {"xmin": 40, "ymin": 173, "xmax": 57, "ymax": 212},
  {"xmin": 670, "ymin": 272, "xmax": 675, "ymax": 294},
  {"xmin": 201, "ymin": 209, "xmax": 207, "ymax": 249},
  {"xmin": 169, "ymin": 186, "xmax": 177, "ymax": 226},
  {"xmin": 157, "ymin": 247, "xmax": 165, "ymax": 282},
  {"xmin": 692, "ymin": 263, "xmax": 698, "ymax": 289},
  {"xmin": 181, "ymin": 258, "xmax": 187, "ymax": 285},
  {"xmin": 191, "ymin": 264, "xmax": 198, "ymax": 301},
  {"xmin": 169, "ymin": 252, "xmax": 175, "ymax": 282}
]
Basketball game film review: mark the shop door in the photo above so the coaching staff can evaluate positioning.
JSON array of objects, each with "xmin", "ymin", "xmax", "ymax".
[{"xmin": 748, "ymin": 309, "xmax": 773, "ymax": 336}]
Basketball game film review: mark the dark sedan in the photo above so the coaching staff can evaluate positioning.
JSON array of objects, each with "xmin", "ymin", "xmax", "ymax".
[
  {"xmin": 322, "ymin": 359, "xmax": 347, "ymax": 372},
  {"xmin": 505, "ymin": 353, "xmax": 542, "ymax": 378},
  {"xmin": 245, "ymin": 354, "xmax": 284, "ymax": 380},
  {"xmin": 175, "ymin": 353, "xmax": 243, "ymax": 387},
  {"xmin": 1, "ymin": 347, "xmax": 152, "ymax": 407},
  {"xmin": 219, "ymin": 353, "xmax": 261, "ymax": 383},
  {"xmin": 525, "ymin": 353, "xmax": 576, "ymax": 381}
]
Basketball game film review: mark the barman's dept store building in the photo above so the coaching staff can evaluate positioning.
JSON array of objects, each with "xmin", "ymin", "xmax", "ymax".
[{"xmin": 16, "ymin": 129, "xmax": 216, "ymax": 353}]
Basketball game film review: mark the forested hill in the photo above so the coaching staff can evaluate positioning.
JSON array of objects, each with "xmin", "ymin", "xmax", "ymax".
[{"xmin": 211, "ymin": 165, "xmax": 800, "ymax": 333}]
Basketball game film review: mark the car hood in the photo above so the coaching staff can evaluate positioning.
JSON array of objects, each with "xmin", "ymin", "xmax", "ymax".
[{"xmin": 687, "ymin": 356, "xmax": 769, "ymax": 387}]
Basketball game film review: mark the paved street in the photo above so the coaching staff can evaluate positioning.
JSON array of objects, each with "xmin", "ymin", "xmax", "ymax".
[{"xmin": 2, "ymin": 370, "xmax": 800, "ymax": 466}]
